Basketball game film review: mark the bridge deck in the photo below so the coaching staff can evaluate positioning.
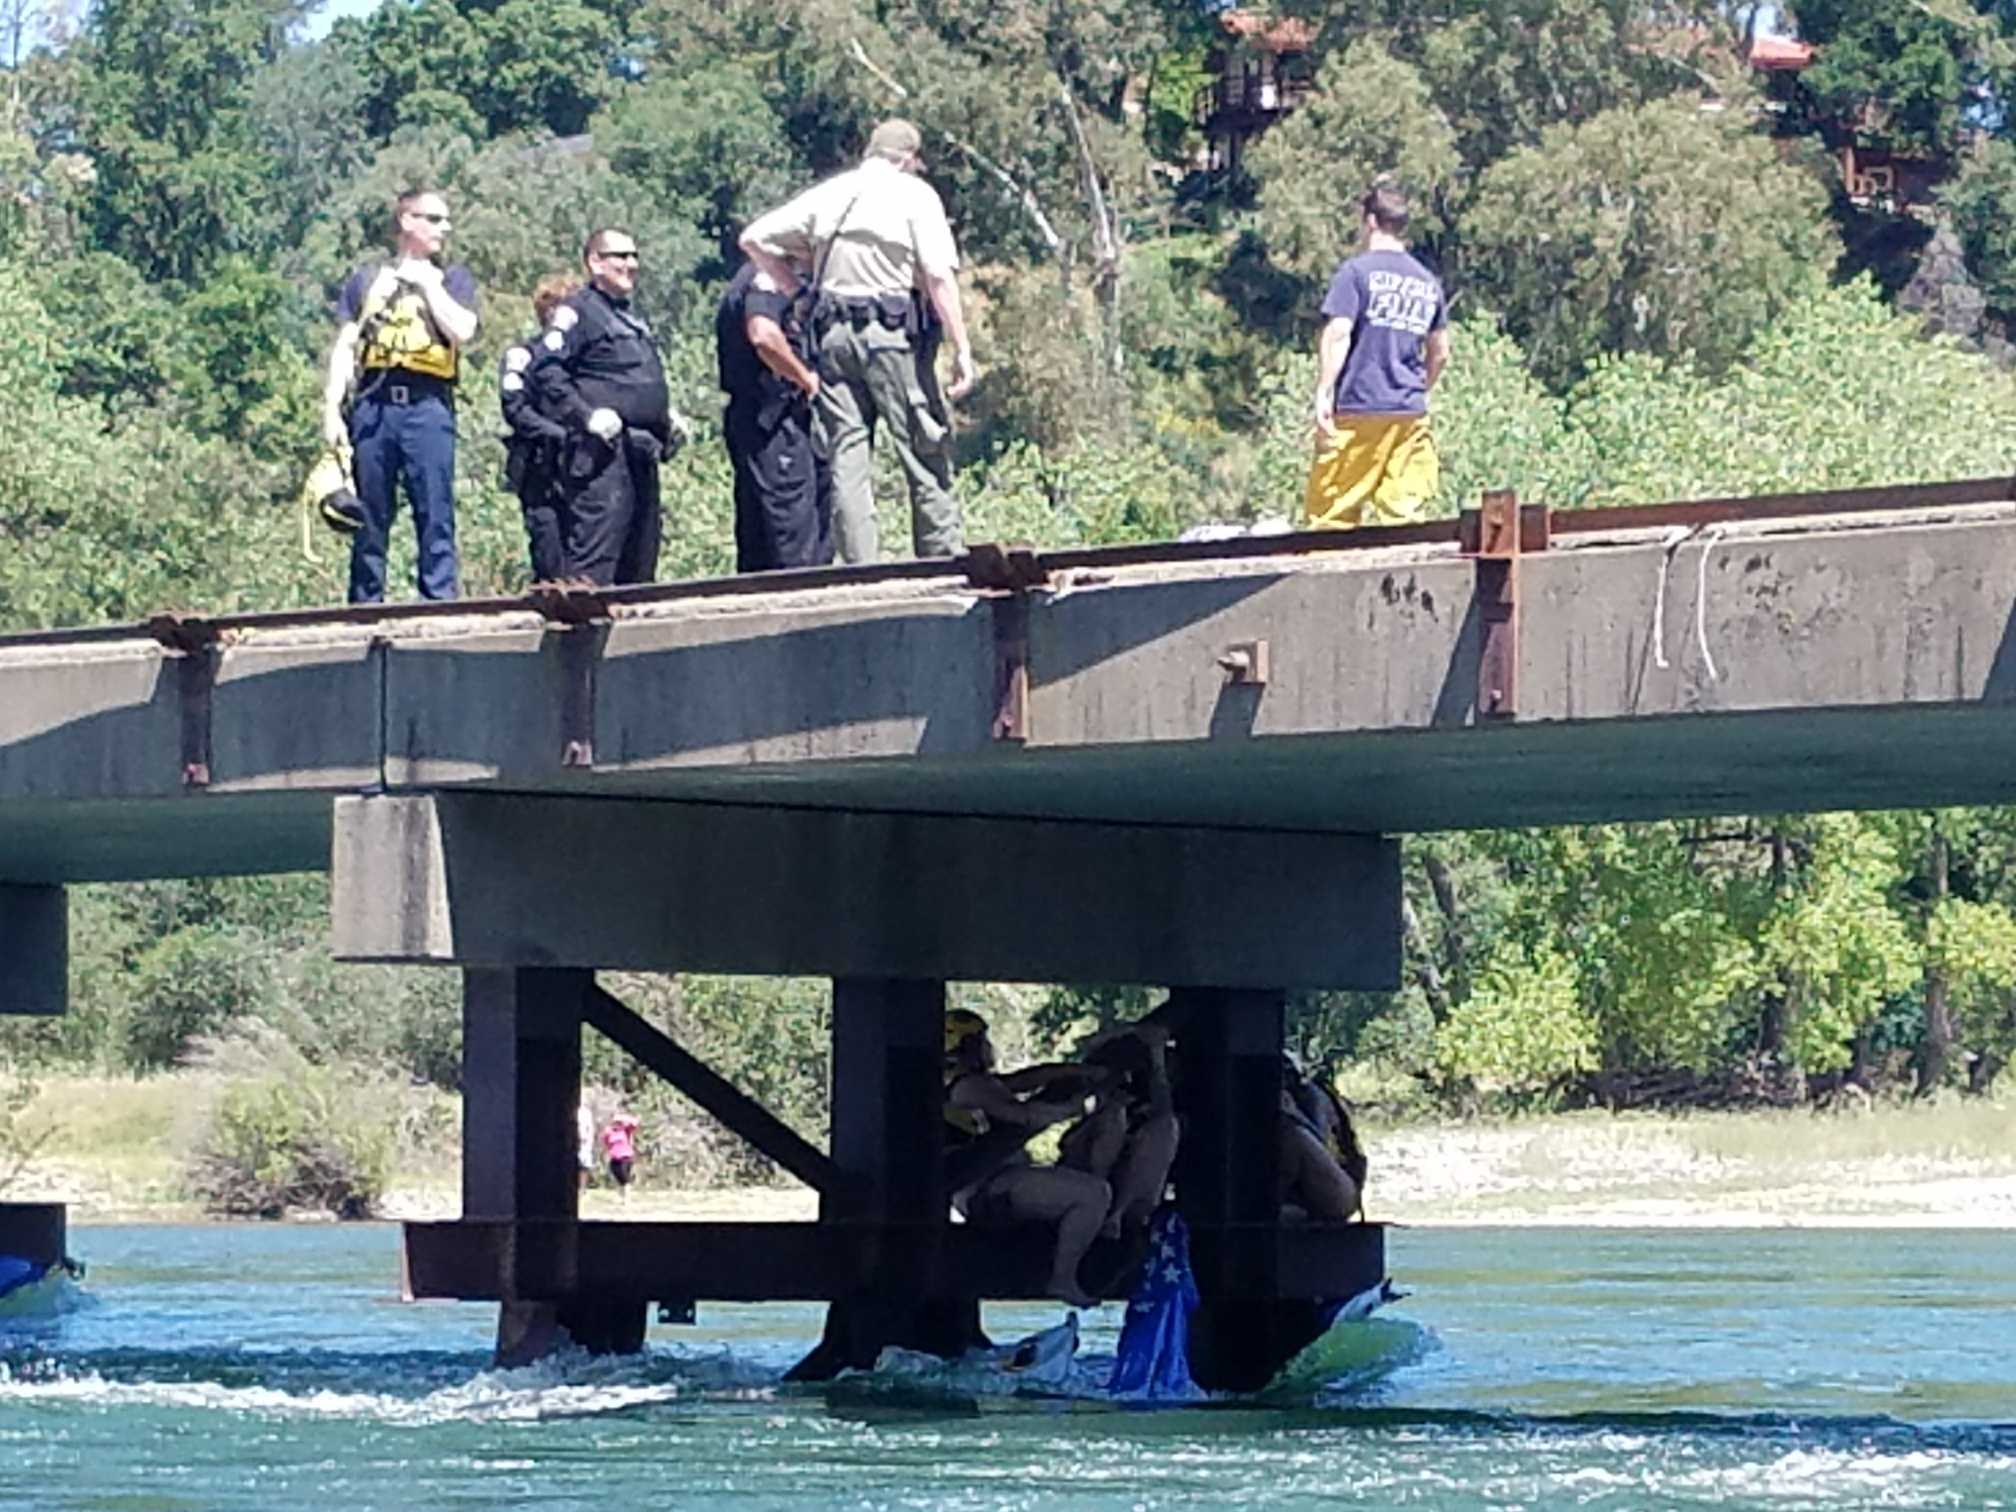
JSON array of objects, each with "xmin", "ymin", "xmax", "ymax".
[{"xmin": 6, "ymin": 481, "xmax": 2016, "ymax": 882}]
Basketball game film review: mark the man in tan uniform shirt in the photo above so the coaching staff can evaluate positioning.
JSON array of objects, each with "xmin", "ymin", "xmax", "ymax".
[{"xmin": 740, "ymin": 119, "xmax": 977, "ymax": 563}]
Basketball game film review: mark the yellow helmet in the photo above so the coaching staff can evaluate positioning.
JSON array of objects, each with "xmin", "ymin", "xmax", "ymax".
[{"xmin": 944, "ymin": 1008, "xmax": 989, "ymax": 1059}]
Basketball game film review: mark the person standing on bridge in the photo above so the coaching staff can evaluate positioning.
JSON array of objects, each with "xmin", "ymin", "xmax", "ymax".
[
  {"xmin": 716, "ymin": 259, "xmax": 833, "ymax": 572},
  {"xmin": 1306, "ymin": 184, "xmax": 1450, "ymax": 530},
  {"xmin": 532, "ymin": 228, "xmax": 684, "ymax": 587},
  {"xmin": 738, "ymin": 119, "xmax": 976, "ymax": 565},
  {"xmin": 321, "ymin": 188, "xmax": 482, "ymax": 604},
  {"xmin": 500, "ymin": 272, "xmax": 581, "ymax": 584}
]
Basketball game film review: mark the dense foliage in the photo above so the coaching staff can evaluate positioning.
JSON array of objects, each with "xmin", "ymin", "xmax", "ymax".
[
  {"xmin": 184, "ymin": 1027, "xmax": 402, "ymax": 1217},
  {"xmin": 3, "ymin": 1, "xmax": 2015, "ymax": 1206}
]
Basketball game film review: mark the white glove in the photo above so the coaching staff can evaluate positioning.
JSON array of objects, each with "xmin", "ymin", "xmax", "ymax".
[{"xmin": 586, "ymin": 407, "xmax": 622, "ymax": 441}]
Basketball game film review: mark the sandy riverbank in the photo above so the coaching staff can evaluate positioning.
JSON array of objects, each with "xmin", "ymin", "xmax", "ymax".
[{"xmin": 13, "ymin": 1078, "xmax": 2016, "ymax": 1228}]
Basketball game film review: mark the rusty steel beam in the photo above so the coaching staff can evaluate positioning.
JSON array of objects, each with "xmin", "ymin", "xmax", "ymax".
[
  {"xmin": 1464, "ymin": 488, "xmax": 1526, "ymax": 722},
  {"xmin": 401, "ymin": 1217, "xmax": 1385, "ymax": 1304},
  {"xmin": 3, "ymin": 475, "xmax": 2010, "ymax": 651},
  {"xmin": 1553, "ymin": 474, "xmax": 2016, "ymax": 536},
  {"xmin": 581, "ymin": 985, "xmax": 845, "ymax": 1196}
]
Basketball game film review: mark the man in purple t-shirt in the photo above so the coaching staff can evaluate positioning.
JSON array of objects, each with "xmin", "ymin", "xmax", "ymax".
[{"xmin": 1306, "ymin": 185, "xmax": 1450, "ymax": 529}]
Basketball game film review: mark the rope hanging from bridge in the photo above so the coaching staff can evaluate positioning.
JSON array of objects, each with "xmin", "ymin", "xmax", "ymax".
[
  {"xmin": 1650, "ymin": 523, "xmax": 1727, "ymax": 683},
  {"xmin": 1651, "ymin": 526, "xmax": 1689, "ymax": 671},
  {"xmin": 1694, "ymin": 524, "xmax": 1727, "ymax": 684}
]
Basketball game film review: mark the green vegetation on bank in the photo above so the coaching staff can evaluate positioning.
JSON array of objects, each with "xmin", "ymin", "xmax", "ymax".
[
  {"xmin": 4, "ymin": 1, "xmax": 2016, "ymax": 1214},
  {"xmin": 11, "ymin": 1072, "xmax": 2014, "ymax": 1226}
]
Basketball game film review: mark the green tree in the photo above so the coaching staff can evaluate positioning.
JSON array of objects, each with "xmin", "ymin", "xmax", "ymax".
[
  {"xmin": 1565, "ymin": 277, "xmax": 2016, "ymax": 503},
  {"xmin": 592, "ymin": 65, "xmax": 802, "ymax": 275},
  {"xmin": 1754, "ymin": 815, "xmax": 1921, "ymax": 1076},
  {"xmin": 1284, "ymin": 0, "xmax": 1744, "ymax": 170},
  {"xmin": 337, "ymin": 0, "xmax": 633, "ymax": 141},
  {"xmin": 1434, "ymin": 941, "xmax": 1597, "ymax": 1101},
  {"xmin": 1779, "ymin": 0, "xmax": 2016, "ymax": 155},
  {"xmin": 245, "ymin": 39, "xmax": 374, "ymax": 252},
  {"xmin": 1248, "ymin": 39, "xmax": 1460, "ymax": 284},
  {"xmin": 1462, "ymin": 94, "xmax": 1839, "ymax": 386},
  {"xmin": 1939, "ymin": 137, "xmax": 2016, "ymax": 315},
  {"xmin": 166, "ymin": 255, "xmax": 324, "ymax": 454},
  {"xmin": 76, "ymin": 0, "xmax": 294, "ymax": 281},
  {"xmin": 31, "ymin": 251, "xmax": 181, "ymax": 414},
  {"xmin": 186, "ymin": 1027, "xmax": 399, "ymax": 1217}
]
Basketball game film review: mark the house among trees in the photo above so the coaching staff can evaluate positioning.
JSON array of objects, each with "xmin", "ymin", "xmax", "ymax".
[
  {"xmin": 1192, "ymin": 10, "xmax": 1316, "ymax": 175},
  {"xmin": 1197, "ymin": 14, "xmax": 1950, "ymax": 219},
  {"xmin": 1751, "ymin": 33, "xmax": 1949, "ymax": 219}
]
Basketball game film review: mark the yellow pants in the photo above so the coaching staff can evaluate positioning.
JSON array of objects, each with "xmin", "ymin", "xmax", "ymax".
[{"xmin": 1304, "ymin": 414, "xmax": 1440, "ymax": 529}]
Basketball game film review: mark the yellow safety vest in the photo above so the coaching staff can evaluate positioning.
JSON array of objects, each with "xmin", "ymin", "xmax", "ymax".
[{"xmin": 357, "ymin": 270, "xmax": 459, "ymax": 382}]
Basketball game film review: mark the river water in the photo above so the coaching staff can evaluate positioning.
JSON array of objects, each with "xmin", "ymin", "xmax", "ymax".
[{"xmin": 3, "ymin": 1223, "xmax": 2013, "ymax": 1509}]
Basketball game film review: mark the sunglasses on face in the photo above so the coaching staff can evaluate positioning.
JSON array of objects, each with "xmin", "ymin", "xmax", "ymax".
[
  {"xmin": 599, "ymin": 249, "xmax": 641, "ymax": 263},
  {"xmin": 409, "ymin": 211, "xmax": 450, "ymax": 224}
]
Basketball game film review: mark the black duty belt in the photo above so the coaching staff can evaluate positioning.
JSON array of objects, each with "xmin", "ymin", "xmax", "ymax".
[
  {"xmin": 816, "ymin": 293, "xmax": 911, "ymax": 331},
  {"xmin": 363, "ymin": 372, "xmax": 454, "ymax": 405}
]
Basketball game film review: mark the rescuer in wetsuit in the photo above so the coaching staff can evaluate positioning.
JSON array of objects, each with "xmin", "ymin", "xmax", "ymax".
[
  {"xmin": 531, "ymin": 227, "xmax": 678, "ymax": 586},
  {"xmin": 717, "ymin": 261, "xmax": 832, "ymax": 573},
  {"xmin": 941, "ymin": 1009, "xmax": 1111, "ymax": 1308},
  {"xmin": 499, "ymin": 272, "xmax": 580, "ymax": 582}
]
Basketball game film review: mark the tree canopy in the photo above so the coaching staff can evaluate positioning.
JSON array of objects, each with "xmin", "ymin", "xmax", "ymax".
[{"xmin": 2, "ymin": 0, "xmax": 2015, "ymax": 1124}]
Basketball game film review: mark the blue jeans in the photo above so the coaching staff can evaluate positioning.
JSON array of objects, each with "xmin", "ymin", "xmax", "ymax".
[{"xmin": 347, "ymin": 386, "xmax": 460, "ymax": 602}]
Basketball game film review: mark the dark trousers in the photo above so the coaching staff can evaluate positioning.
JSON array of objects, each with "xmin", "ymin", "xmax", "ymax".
[
  {"xmin": 562, "ymin": 432, "xmax": 661, "ymax": 587},
  {"xmin": 510, "ymin": 449, "xmax": 565, "ymax": 583},
  {"xmin": 347, "ymin": 387, "xmax": 459, "ymax": 603},
  {"xmin": 727, "ymin": 398, "xmax": 833, "ymax": 573}
]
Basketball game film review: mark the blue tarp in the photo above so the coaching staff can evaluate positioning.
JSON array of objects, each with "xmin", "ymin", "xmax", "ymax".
[
  {"xmin": 1106, "ymin": 1208, "xmax": 1203, "ymax": 1400},
  {"xmin": 0, "ymin": 1255, "xmax": 48, "ymax": 1302}
]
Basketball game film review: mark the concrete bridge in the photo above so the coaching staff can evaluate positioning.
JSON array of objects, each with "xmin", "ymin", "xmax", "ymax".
[{"xmin": 5, "ymin": 478, "xmax": 2014, "ymax": 1386}]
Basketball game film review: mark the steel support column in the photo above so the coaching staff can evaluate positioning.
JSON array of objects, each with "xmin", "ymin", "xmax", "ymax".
[
  {"xmin": 1169, "ymin": 986, "xmax": 1333, "ymax": 1391},
  {"xmin": 789, "ymin": 977, "xmax": 983, "ymax": 1379},
  {"xmin": 461, "ymin": 967, "xmax": 642, "ymax": 1361},
  {"xmin": 0, "ymin": 885, "xmax": 65, "ymax": 1016}
]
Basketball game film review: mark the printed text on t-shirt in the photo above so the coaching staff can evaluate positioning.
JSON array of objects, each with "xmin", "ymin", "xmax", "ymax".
[{"xmin": 1365, "ymin": 271, "xmax": 1438, "ymax": 336}]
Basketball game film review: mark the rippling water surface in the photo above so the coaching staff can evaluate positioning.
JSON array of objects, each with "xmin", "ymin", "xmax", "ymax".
[{"xmin": 4, "ymin": 1224, "xmax": 2013, "ymax": 1509}]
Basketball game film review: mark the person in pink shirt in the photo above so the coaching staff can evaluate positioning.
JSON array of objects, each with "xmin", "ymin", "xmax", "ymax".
[{"xmin": 601, "ymin": 1113, "xmax": 639, "ymax": 1195}]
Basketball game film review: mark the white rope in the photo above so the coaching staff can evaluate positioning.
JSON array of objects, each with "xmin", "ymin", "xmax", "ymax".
[
  {"xmin": 1694, "ymin": 523, "xmax": 1727, "ymax": 683},
  {"xmin": 1650, "ymin": 525, "xmax": 1691, "ymax": 670}
]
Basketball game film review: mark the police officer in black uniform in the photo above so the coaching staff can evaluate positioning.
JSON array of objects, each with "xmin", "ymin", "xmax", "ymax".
[
  {"xmin": 499, "ymin": 272, "xmax": 579, "ymax": 582},
  {"xmin": 531, "ymin": 227, "xmax": 675, "ymax": 586},
  {"xmin": 717, "ymin": 261, "xmax": 832, "ymax": 572}
]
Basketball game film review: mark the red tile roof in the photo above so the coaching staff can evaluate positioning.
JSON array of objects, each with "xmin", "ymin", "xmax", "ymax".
[{"xmin": 1750, "ymin": 35, "xmax": 1816, "ymax": 71}]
